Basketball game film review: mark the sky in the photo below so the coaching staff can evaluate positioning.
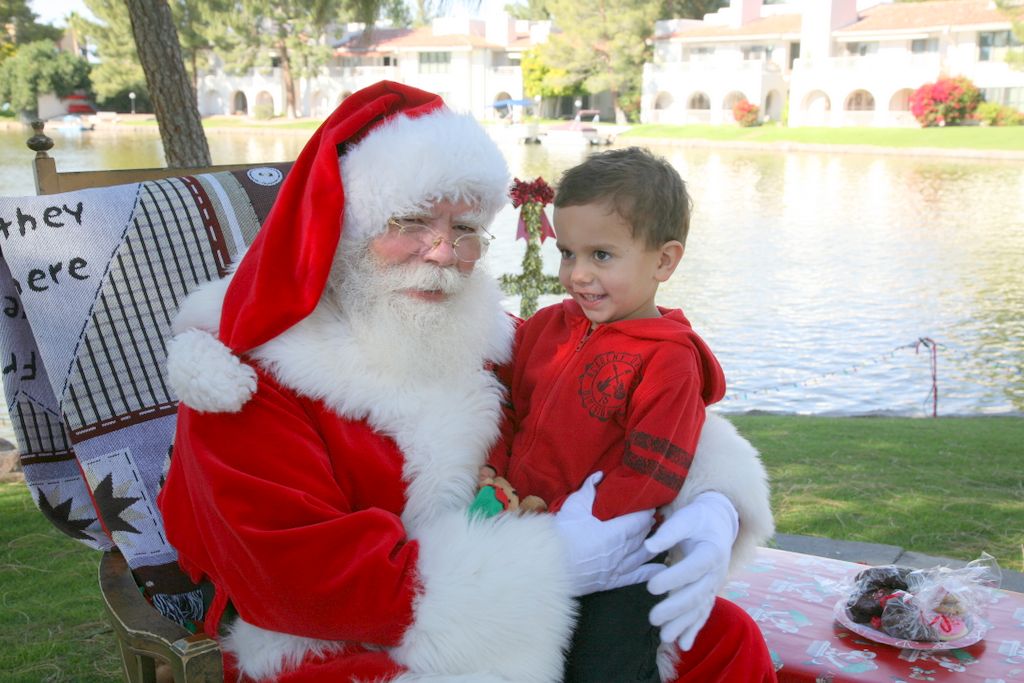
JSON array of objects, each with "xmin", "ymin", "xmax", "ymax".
[
  {"xmin": 29, "ymin": 0, "xmax": 510, "ymax": 27},
  {"xmin": 30, "ymin": 0, "xmax": 96, "ymax": 26}
]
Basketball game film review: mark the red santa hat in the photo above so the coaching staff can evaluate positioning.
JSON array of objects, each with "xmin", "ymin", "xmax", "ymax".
[
  {"xmin": 167, "ymin": 80, "xmax": 510, "ymax": 412},
  {"xmin": 221, "ymin": 80, "xmax": 510, "ymax": 354}
]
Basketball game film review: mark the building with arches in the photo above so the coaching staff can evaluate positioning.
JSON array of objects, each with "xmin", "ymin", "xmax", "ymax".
[
  {"xmin": 195, "ymin": 14, "xmax": 545, "ymax": 121},
  {"xmin": 642, "ymin": 0, "xmax": 1024, "ymax": 127}
]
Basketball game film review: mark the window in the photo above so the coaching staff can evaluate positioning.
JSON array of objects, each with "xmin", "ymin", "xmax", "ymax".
[
  {"xmin": 419, "ymin": 51, "xmax": 452, "ymax": 73},
  {"xmin": 789, "ymin": 41, "xmax": 800, "ymax": 70},
  {"xmin": 845, "ymin": 42, "xmax": 878, "ymax": 57},
  {"xmin": 979, "ymin": 30, "xmax": 1022, "ymax": 62},
  {"xmin": 911, "ymin": 38, "xmax": 938, "ymax": 54},
  {"xmin": 340, "ymin": 56, "xmax": 395, "ymax": 68},
  {"xmin": 688, "ymin": 92, "xmax": 710, "ymax": 110},
  {"xmin": 687, "ymin": 47, "xmax": 714, "ymax": 61},
  {"xmin": 846, "ymin": 90, "xmax": 875, "ymax": 111},
  {"xmin": 981, "ymin": 87, "xmax": 1024, "ymax": 111},
  {"xmin": 742, "ymin": 45, "xmax": 773, "ymax": 61}
]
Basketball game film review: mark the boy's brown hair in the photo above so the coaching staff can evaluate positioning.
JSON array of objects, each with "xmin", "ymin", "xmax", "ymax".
[{"xmin": 554, "ymin": 147, "xmax": 692, "ymax": 249}]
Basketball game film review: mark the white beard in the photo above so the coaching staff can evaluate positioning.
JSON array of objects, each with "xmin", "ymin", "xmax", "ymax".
[{"xmin": 324, "ymin": 242, "xmax": 500, "ymax": 385}]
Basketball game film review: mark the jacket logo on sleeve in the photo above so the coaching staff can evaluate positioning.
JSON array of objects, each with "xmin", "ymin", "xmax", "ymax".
[{"xmin": 578, "ymin": 351, "xmax": 642, "ymax": 420}]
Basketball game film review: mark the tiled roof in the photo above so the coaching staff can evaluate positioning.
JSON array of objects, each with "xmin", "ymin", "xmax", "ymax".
[
  {"xmin": 659, "ymin": 0, "xmax": 1013, "ymax": 42},
  {"xmin": 663, "ymin": 13, "xmax": 802, "ymax": 40},
  {"xmin": 335, "ymin": 26, "xmax": 501, "ymax": 53},
  {"xmin": 507, "ymin": 34, "xmax": 534, "ymax": 49},
  {"xmin": 838, "ymin": 0, "xmax": 1010, "ymax": 34}
]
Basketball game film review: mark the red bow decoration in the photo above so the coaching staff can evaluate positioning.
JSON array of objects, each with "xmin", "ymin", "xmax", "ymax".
[{"xmin": 510, "ymin": 177, "xmax": 556, "ymax": 242}]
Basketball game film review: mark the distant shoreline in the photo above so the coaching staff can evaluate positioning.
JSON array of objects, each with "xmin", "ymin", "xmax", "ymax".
[
  {"xmin": 620, "ymin": 134, "xmax": 1024, "ymax": 161},
  {"xmin": 5, "ymin": 116, "xmax": 1022, "ymax": 161}
]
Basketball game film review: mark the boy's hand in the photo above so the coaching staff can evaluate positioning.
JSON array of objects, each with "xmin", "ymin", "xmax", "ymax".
[{"xmin": 478, "ymin": 464, "xmax": 498, "ymax": 486}]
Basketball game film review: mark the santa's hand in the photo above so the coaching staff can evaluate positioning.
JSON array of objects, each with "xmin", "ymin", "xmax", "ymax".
[
  {"xmin": 645, "ymin": 491, "xmax": 738, "ymax": 651},
  {"xmin": 554, "ymin": 472, "xmax": 662, "ymax": 597}
]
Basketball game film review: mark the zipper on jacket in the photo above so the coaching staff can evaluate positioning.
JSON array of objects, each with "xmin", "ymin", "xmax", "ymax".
[
  {"xmin": 512, "ymin": 320, "xmax": 600, "ymax": 467},
  {"xmin": 574, "ymin": 325, "xmax": 595, "ymax": 352}
]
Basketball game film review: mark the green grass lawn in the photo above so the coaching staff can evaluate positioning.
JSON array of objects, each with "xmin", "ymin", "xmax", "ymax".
[
  {"xmin": 731, "ymin": 415, "xmax": 1024, "ymax": 572},
  {"xmin": 0, "ymin": 482, "xmax": 120, "ymax": 682},
  {"xmin": 248, "ymin": 118, "xmax": 1024, "ymax": 150},
  {"xmin": 117, "ymin": 116, "xmax": 1024, "ymax": 151},
  {"xmin": 2, "ymin": 415, "xmax": 1022, "ymax": 680},
  {"xmin": 621, "ymin": 122, "xmax": 1024, "ymax": 151}
]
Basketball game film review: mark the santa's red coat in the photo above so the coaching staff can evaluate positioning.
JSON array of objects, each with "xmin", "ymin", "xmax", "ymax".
[{"xmin": 160, "ymin": 272, "xmax": 775, "ymax": 682}]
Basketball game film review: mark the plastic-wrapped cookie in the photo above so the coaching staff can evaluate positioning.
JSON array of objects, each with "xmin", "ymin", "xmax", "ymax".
[
  {"xmin": 854, "ymin": 565, "xmax": 913, "ymax": 592},
  {"xmin": 880, "ymin": 591, "xmax": 938, "ymax": 642},
  {"xmin": 846, "ymin": 587, "xmax": 889, "ymax": 624}
]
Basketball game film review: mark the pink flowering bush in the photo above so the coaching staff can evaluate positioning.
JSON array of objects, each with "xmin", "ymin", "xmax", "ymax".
[
  {"xmin": 732, "ymin": 99, "xmax": 760, "ymax": 127},
  {"xmin": 910, "ymin": 76, "xmax": 982, "ymax": 127}
]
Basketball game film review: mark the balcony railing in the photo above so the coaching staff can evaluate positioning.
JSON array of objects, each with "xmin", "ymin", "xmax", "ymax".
[
  {"xmin": 649, "ymin": 59, "xmax": 782, "ymax": 76},
  {"xmin": 794, "ymin": 53, "xmax": 941, "ymax": 73},
  {"xmin": 332, "ymin": 65, "xmax": 399, "ymax": 78}
]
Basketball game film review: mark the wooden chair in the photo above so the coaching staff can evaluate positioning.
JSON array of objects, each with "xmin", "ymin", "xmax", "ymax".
[{"xmin": 100, "ymin": 551, "xmax": 222, "ymax": 683}]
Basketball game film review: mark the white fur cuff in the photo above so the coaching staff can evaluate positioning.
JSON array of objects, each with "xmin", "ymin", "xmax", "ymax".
[
  {"xmin": 671, "ymin": 413, "xmax": 774, "ymax": 574},
  {"xmin": 166, "ymin": 329, "xmax": 257, "ymax": 413},
  {"xmin": 393, "ymin": 511, "xmax": 575, "ymax": 682}
]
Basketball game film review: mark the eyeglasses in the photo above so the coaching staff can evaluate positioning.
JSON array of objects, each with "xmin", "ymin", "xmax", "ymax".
[{"xmin": 386, "ymin": 217, "xmax": 493, "ymax": 263}]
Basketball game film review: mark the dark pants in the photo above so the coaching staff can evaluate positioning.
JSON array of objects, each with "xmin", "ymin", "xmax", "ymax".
[{"xmin": 563, "ymin": 581, "xmax": 662, "ymax": 683}]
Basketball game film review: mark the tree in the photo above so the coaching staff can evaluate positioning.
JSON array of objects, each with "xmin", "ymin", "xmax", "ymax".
[
  {"xmin": 124, "ymin": 0, "xmax": 211, "ymax": 167},
  {"xmin": 996, "ymin": 0, "xmax": 1024, "ymax": 69},
  {"xmin": 505, "ymin": 0, "xmax": 549, "ymax": 20},
  {"xmin": 521, "ymin": 48, "xmax": 577, "ymax": 99},
  {"xmin": 71, "ymin": 1, "xmax": 148, "ymax": 110},
  {"xmin": 174, "ymin": 0, "xmax": 219, "ymax": 96},
  {"xmin": 0, "ymin": 40, "xmax": 90, "ymax": 116},
  {"xmin": 74, "ymin": 0, "xmax": 217, "ymax": 112},
  {"xmin": 204, "ymin": 0, "xmax": 358, "ymax": 119},
  {"xmin": 657, "ymin": 1, "xmax": 727, "ymax": 20},
  {"xmin": 409, "ymin": 0, "xmax": 479, "ymax": 25},
  {"xmin": 0, "ymin": 0, "xmax": 63, "ymax": 55},
  {"xmin": 540, "ymin": 0, "xmax": 659, "ymax": 122}
]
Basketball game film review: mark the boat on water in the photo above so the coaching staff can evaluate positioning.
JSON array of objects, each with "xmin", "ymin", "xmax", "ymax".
[
  {"xmin": 540, "ymin": 109, "xmax": 618, "ymax": 147},
  {"xmin": 51, "ymin": 114, "xmax": 95, "ymax": 133}
]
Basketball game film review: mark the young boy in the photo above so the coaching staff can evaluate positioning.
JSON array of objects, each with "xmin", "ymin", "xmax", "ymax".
[{"xmin": 486, "ymin": 147, "xmax": 726, "ymax": 682}]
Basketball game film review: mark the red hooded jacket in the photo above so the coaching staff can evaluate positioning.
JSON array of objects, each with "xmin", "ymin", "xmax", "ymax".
[{"xmin": 491, "ymin": 300, "xmax": 725, "ymax": 520}]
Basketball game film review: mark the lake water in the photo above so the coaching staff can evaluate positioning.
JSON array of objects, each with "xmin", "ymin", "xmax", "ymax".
[{"xmin": 1, "ymin": 125, "xmax": 1022, "ymax": 417}]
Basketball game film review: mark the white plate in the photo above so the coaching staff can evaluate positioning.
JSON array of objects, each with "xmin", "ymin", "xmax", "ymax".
[{"xmin": 832, "ymin": 598, "xmax": 985, "ymax": 651}]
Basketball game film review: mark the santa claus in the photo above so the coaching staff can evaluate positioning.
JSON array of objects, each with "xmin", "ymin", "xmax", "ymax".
[{"xmin": 159, "ymin": 81, "xmax": 776, "ymax": 682}]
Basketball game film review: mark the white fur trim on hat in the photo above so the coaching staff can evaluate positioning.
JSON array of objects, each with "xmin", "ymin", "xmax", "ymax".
[
  {"xmin": 166, "ymin": 329, "xmax": 257, "ymax": 413},
  {"xmin": 341, "ymin": 107, "xmax": 510, "ymax": 241}
]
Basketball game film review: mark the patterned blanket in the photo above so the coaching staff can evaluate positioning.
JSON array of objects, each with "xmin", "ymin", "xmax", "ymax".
[{"xmin": 0, "ymin": 163, "xmax": 290, "ymax": 622}]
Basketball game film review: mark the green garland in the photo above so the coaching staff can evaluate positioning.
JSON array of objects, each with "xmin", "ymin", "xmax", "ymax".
[{"xmin": 500, "ymin": 179, "xmax": 563, "ymax": 318}]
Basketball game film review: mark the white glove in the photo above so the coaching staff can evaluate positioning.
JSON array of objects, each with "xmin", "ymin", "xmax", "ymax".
[
  {"xmin": 645, "ymin": 491, "xmax": 738, "ymax": 651},
  {"xmin": 553, "ymin": 472, "xmax": 663, "ymax": 597}
]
